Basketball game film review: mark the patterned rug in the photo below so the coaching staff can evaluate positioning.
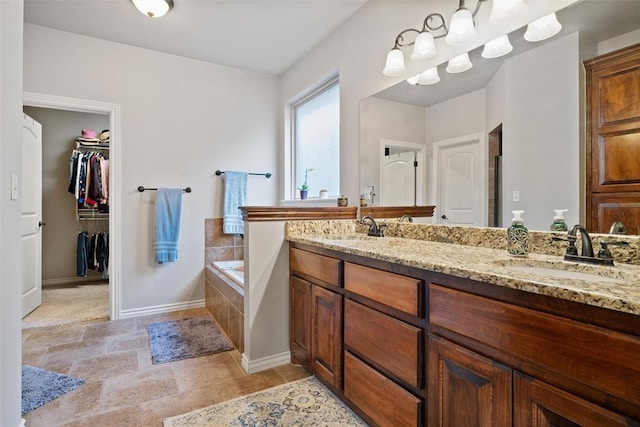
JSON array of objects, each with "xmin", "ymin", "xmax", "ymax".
[
  {"xmin": 22, "ymin": 365, "xmax": 85, "ymax": 415},
  {"xmin": 147, "ymin": 316, "xmax": 234, "ymax": 364},
  {"xmin": 163, "ymin": 376, "xmax": 368, "ymax": 426}
]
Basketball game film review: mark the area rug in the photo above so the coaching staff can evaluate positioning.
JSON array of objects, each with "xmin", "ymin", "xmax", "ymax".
[
  {"xmin": 22, "ymin": 281, "xmax": 109, "ymax": 329},
  {"xmin": 163, "ymin": 376, "xmax": 368, "ymax": 426},
  {"xmin": 22, "ymin": 365, "xmax": 85, "ymax": 415},
  {"xmin": 147, "ymin": 316, "xmax": 234, "ymax": 364}
]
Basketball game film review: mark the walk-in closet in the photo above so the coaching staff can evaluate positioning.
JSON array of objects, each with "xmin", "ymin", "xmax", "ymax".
[{"xmin": 22, "ymin": 107, "xmax": 111, "ymax": 328}]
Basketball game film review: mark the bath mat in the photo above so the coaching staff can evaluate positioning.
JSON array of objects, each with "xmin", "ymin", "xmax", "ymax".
[
  {"xmin": 147, "ymin": 316, "xmax": 234, "ymax": 364},
  {"xmin": 22, "ymin": 365, "xmax": 85, "ymax": 415},
  {"xmin": 163, "ymin": 375, "xmax": 368, "ymax": 426}
]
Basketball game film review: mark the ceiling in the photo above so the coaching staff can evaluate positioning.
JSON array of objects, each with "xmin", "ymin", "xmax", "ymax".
[
  {"xmin": 24, "ymin": 0, "xmax": 367, "ymax": 76},
  {"xmin": 373, "ymin": 0, "xmax": 640, "ymax": 107}
]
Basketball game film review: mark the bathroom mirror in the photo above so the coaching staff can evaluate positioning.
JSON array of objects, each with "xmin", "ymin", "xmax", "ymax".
[{"xmin": 359, "ymin": 0, "xmax": 640, "ymax": 232}]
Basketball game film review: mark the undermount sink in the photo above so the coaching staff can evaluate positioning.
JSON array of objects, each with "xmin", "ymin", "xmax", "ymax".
[{"xmin": 493, "ymin": 258, "xmax": 631, "ymax": 284}]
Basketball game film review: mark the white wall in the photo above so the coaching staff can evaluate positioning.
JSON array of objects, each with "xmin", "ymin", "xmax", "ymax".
[
  {"xmin": 24, "ymin": 24, "xmax": 280, "ymax": 314},
  {"xmin": 1, "ymin": 1, "xmax": 25, "ymax": 425},
  {"xmin": 280, "ymin": 0, "xmax": 578, "ymax": 204},
  {"xmin": 359, "ymin": 97, "xmax": 425, "ymax": 197},
  {"xmin": 502, "ymin": 32, "xmax": 580, "ymax": 231}
]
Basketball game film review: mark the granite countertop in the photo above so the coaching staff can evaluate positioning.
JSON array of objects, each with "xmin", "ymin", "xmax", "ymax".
[{"xmin": 287, "ymin": 233, "xmax": 640, "ymax": 316}]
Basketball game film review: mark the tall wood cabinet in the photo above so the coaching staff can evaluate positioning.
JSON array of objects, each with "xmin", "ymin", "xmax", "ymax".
[{"xmin": 585, "ymin": 42, "xmax": 640, "ymax": 234}]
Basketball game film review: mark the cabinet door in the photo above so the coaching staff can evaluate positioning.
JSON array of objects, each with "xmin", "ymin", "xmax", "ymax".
[
  {"xmin": 290, "ymin": 276, "xmax": 312, "ymax": 365},
  {"xmin": 514, "ymin": 373, "xmax": 634, "ymax": 427},
  {"xmin": 311, "ymin": 285, "xmax": 342, "ymax": 389},
  {"xmin": 428, "ymin": 335, "xmax": 512, "ymax": 427}
]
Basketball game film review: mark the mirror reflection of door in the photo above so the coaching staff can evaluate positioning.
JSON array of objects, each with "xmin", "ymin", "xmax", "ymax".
[
  {"xmin": 433, "ymin": 133, "xmax": 486, "ymax": 226},
  {"xmin": 380, "ymin": 139, "xmax": 426, "ymax": 206}
]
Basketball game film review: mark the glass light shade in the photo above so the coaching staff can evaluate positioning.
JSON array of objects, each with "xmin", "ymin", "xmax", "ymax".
[
  {"xmin": 383, "ymin": 48, "xmax": 407, "ymax": 76},
  {"xmin": 446, "ymin": 52, "xmax": 473, "ymax": 73},
  {"xmin": 481, "ymin": 34, "xmax": 513, "ymax": 58},
  {"xmin": 411, "ymin": 32, "xmax": 437, "ymax": 61},
  {"xmin": 524, "ymin": 13, "xmax": 562, "ymax": 42},
  {"xmin": 446, "ymin": 8, "xmax": 477, "ymax": 45},
  {"xmin": 406, "ymin": 74, "xmax": 420, "ymax": 85},
  {"xmin": 489, "ymin": 0, "xmax": 528, "ymax": 25},
  {"xmin": 131, "ymin": 0, "xmax": 173, "ymax": 18},
  {"xmin": 417, "ymin": 67, "xmax": 440, "ymax": 85}
]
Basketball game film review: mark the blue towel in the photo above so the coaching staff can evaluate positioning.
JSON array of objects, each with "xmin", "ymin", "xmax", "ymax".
[
  {"xmin": 154, "ymin": 188, "xmax": 183, "ymax": 263},
  {"xmin": 223, "ymin": 171, "xmax": 247, "ymax": 235}
]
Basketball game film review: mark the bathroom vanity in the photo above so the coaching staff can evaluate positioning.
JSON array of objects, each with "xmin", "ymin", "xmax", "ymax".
[{"xmin": 287, "ymin": 223, "xmax": 640, "ymax": 426}]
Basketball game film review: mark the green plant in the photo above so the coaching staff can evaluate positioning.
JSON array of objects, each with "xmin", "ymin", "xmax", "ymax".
[{"xmin": 297, "ymin": 168, "xmax": 314, "ymax": 191}]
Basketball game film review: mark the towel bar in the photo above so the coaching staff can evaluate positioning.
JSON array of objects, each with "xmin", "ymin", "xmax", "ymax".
[
  {"xmin": 137, "ymin": 186, "xmax": 192, "ymax": 193},
  {"xmin": 215, "ymin": 170, "xmax": 272, "ymax": 178}
]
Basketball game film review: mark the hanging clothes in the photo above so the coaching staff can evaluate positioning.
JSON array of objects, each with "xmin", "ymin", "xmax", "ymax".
[
  {"xmin": 68, "ymin": 148, "xmax": 110, "ymax": 211},
  {"xmin": 76, "ymin": 231, "xmax": 90, "ymax": 277}
]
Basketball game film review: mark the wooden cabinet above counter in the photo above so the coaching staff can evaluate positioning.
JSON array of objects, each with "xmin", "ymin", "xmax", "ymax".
[{"xmin": 288, "ymin": 240, "xmax": 640, "ymax": 426}]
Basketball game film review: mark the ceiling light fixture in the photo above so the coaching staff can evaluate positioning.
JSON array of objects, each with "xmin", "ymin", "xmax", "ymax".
[
  {"xmin": 383, "ymin": 0, "xmax": 529, "ymax": 77},
  {"xmin": 131, "ymin": 0, "xmax": 174, "ymax": 18}
]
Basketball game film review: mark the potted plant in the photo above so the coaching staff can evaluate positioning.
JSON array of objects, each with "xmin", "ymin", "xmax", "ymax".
[{"xmin": 297, "ymin": 168, "xmax": 314, "ymax": 200}]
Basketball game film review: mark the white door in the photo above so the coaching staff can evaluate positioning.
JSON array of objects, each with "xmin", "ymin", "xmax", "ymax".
[
  {"xmin": 433, "ymin": 133, "xmax": 485, "ymax": 226},
  {"xmin": 383, "ymin": 150, "xmax": 416, "ymax": 206},
  {"xmin": 22, "ymin": 114, "xmax": 43, "ymax": 317}
]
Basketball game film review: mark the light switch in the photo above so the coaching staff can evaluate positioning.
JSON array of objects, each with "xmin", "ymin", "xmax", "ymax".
[
  {"xmin": 512, "ymin": 190, "xmax": 520, "ymax": 202},
  {"xmin": 11, "ymin": 173, "xmax": 18, "ymax": 200}
]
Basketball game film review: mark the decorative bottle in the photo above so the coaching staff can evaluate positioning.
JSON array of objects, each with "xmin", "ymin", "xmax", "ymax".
[
  {"xmin": 550, "ymin": 209, "xmax": 568, "ymax": 232},
  {"xmin": 507, "ymin": 210, "xmax": 529, "ymax": 257}
]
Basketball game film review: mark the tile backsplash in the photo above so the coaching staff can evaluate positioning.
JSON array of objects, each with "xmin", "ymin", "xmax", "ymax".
[{"xmin": 205, "ymin": 218, "xmax": 244, "ymax": 265}]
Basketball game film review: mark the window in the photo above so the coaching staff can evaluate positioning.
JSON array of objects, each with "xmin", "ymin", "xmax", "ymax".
[{"xmin": 291, "ymin": 76, "xmax": 340, "ymax": 199}]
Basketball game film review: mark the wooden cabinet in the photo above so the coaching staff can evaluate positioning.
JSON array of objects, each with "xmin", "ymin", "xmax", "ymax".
[
  {"xmin": 289, "ymin": 276, "xmax": 311, "ymax": 365},
  {"xmin": 428, "ymin": 335, "xmax": 512, "ymax": 427},
  {"xmin": 514, "ymin": 373, "xmax": 634, "ymax": 427},
  {"xmin": 585, "ymin": 43, "xmax": 640, "ymax": 233},
  {"xmin": 289, "ymin": 247, "xmax": 342, "ymax": 389},
  {"xmin": 311, "ymin": 284, "xmax": 342, "ymax": 388}
]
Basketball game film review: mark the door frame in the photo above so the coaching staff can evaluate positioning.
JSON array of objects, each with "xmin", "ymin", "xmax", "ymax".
[
  {"xmin": 379, "ymin": 139, "xmax": 427, "ymax": 206},
  {"xmin": 431, "ymin": 132, "xmax": 487, "ymax": 226},
  {"xmin": 23, "ymin": 92, "xmax": 122, "ymax": 320}
]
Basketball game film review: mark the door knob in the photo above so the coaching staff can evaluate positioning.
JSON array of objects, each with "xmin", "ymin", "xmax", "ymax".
[
  {"xmin": 441, "ymin": 215, "xmax": 448, "ymax": 220},
  {"xmin": 38, "ymin": 221, "xmax": 46, "ymax": 228}
]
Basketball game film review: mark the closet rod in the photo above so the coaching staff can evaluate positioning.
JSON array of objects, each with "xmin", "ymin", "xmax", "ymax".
[
  {"xmin": 137, "ymin": 186, "xmax": 192, "ymax": 193},
  {"xmin": 215, "ymin": 170, "xmax": 272, "ymax": 178}
]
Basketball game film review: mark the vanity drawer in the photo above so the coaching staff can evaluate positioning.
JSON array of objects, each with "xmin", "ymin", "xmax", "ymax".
[
  {"xmin": 345, "ymin": 262, "xmax": 422, "ymax": 316},
  {"xmin": 345, "ymin": 299, "xmax": 422, "ymax": 388},
  {"xmin": 429, "ymin": 284, "xmax": 640, "ymax": 407},
  {"xmin": 344, "ymin": 351, "xmax": 422, "ymax": 427},
  {"xmin": 290, "ymin": 247, "xmax": 341, "ymax": 287}
]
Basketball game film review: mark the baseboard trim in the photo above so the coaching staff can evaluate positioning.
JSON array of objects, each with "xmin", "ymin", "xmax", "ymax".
[
  {"xmin": 43, "ymin": 276, "xmax": 107, "ymax": 286},
  {"xmin": 119, "ymin": 299, "xmax": 205, "ymax": 319},
  {"xmin": 241, "ymin": 351, "xmax": 291, "ymax": 374}
]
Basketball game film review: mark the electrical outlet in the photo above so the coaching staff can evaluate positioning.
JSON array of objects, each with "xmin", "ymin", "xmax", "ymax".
[{"xmin": 512, "ymin": 190, "xmax": 520, "ymax": 202}]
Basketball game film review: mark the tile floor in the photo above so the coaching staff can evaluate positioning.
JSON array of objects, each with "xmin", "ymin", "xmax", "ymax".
[{"xmin": 22, "ymin": 307, "xmax": 310, "ymax": 426}]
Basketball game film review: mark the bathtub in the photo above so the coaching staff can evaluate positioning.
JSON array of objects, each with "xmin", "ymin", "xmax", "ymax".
[{"xmin": 211, "ymin": 260, "xmax": 244, "ymax": 289}]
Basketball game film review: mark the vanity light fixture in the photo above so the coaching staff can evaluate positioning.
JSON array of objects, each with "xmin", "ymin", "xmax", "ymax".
[
  {"xmin": 481, "ymin": 34, "xmax": 513, "ymax": 58},
  {"xmin": 382, "ymin": 0, "xmax": 528, "ymax": 77},
  {"xmin": 446, "ymin": 52, "xmax": 473, "ymax": 73},
  {"xmin": 131, "ymin": 0, "xmax": 174, "ymax": 18},
  {"xmin": 407, "ymin": 67, "xmax": 441, "ymax": 85},
  {"xmin": 524, "ymin": 12, "xmax": 562, "ymax": 42}
]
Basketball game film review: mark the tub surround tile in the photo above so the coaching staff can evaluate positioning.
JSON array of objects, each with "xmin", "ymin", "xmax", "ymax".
[{"xmin": 286, "ymin": 220, "xmax": 640, "ymax": 315}]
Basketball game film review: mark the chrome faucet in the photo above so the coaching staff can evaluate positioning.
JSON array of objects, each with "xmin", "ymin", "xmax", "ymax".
[
  {"xmin": 360, "ymin": 216, "xmax": 384, "ymax": 237},
  {"xmin": 399, "ymin": 214, "xmax": 413, "ymax": 223}
]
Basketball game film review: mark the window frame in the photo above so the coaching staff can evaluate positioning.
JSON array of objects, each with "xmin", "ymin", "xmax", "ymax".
[{"xmin": 288, "ymin": 74, "xmax": 340, "ymax": 200}]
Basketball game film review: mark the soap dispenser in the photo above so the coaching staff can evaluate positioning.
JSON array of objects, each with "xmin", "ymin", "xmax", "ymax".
[
  {"xmin": 507, "ymin": 210, "xmax": 529, "ymax": 257},
  {"xmin": 550, "ymin": 209, "xmax": 568, "ymax": 232}
]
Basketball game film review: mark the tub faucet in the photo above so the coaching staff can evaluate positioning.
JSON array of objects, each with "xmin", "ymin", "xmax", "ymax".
[{"xmin": 360, "ymin": 216, "xmax": 384, "ymax": 237}]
